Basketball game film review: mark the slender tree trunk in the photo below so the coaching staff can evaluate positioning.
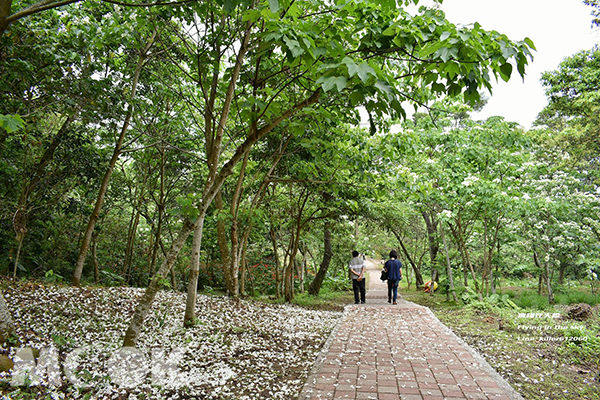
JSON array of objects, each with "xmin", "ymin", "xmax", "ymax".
[
  {"xmin": 283, "ymin": 228, "xmax": 295, "ymax": 302},
  {"xmin": 12, "ymin": 232, "xmax": 24, "ymax": 278},
  {"xmin": 123, "ymin": 219, "xmax": 194, "ymax": 347},
  {"xmin": 123, "ymin": 171, "xmax": 147, "ymax": 282},
  {"xmin": 149, "ymin": 149, "xmax": 166, "ymax": 276},
  {"xmin": 460, "ymin": 248, "xmax": 469, "ymax": 287},
  {"xmin": 558, "ymin": 263, "xmax": 565, "ymax": 285},
  {"xmin": 533, "ymin": 250, "xmax": 544, "ymax": 295},
  {"xmin": 0, "ymin": 290, "xmax": 15, "ymax": 344},
  {"xmin": 393, "ymin": 231, "xmax": 424, "ymax": 288},
  {"xmin": 227, "ymin": 149, "xmax": 250, "ymax": 297},
  {"xmin": 73, "ymin": 33, "xmax": 156, "ymax": 286},
  {"xmin": 300, "ymin": 243, "xmax": 306, "ymax": 293},
  {"xmin": 124, "ymin": 209, "xmax": 141, "ymax": 283},
  {"xmin": 482, "ymin": 217, "xmax": 489, "ymax": 297},
  {"xmin": 270, "ymin": 227, "xmax": 281, "ymax": 298},
  {"xmin": 451, "ymin": 221, "xmax": 482, "ymax": 299},
  {"xmin": 240, "ymin": 256, "xmax": 247, "ymax": 296},
  {"xmin": 440, "ymin": 222, "xmax": 458, "ymax": 302},
  {"xmin": 421, "ymin": 210, "xmax": 439, "ymax": 283},
  {"xmin": 533, "ymin": 249, "xmax": 554, "ymax": 304},
  {"xmin": 183, "ymin": 213, "xmax": 205, "ymax": 326},
  {"xmin": 91, "ymin": 230, "xmax": 100, "ymax": 283},
  {"xmin": 308, "ymin": 222, "xmax": 333, "ymax": 295},
  {"xmin": 215, "ymin": 191, "xmax": 232, "ymax": 293}
]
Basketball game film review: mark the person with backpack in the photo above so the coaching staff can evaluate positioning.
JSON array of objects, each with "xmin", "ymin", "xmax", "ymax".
[
  {"xmin": 348, "ymin": 250, "xmax": 366, "ymax": 304},
  {"xmin": 384, "ymin": 250, "xmax": 402, "ymax": 304}
]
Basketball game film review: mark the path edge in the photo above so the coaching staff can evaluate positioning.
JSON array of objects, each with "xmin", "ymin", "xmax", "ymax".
[
  {"xmin": 296, "ymin": 306, "xmax": 346, "ymax": 400},
  {"xmin": 422, "ymin": 306, "xmax": 526, "ymax": 400}
]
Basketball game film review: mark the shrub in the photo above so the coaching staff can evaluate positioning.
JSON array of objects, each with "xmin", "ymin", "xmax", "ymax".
[
  {"xmin": 322, "ymin": 275, "xmax": 349, "ymax": 292},
  {"xmin": 555, "ymin": 291, "xmax": 599, "ymax": 306},
  {"xmin": 561, "ymin": 325, "xmax": 600, "ymax": 365},
  {"xmin": 513, "ymin": 292, "xmax": 550, "ymax": 310}
]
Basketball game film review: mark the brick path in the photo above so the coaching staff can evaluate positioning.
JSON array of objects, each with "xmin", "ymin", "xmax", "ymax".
[{"xmin": 298, "ymin": 260, "xmax": 523, "ymax": 400}]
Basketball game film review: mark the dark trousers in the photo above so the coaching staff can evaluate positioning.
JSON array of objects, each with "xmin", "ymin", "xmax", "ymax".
[
  {"xmin": 352, "ymin": 279, "xmax": 366, "ymax": 304},
  {"xmin": 388, "ymin": 279, "xmax": 399, "ymax": 302}
]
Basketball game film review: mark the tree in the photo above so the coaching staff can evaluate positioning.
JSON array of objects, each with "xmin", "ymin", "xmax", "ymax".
[
  {"xmin": 2, "ymin": 0, "xmax": 536, "ymax": 346},
  {"xmin": 584, "ymin": 0, "xmax": 600, "ymax": 27},
  {"xmin": 1, "ymin": 0, "xmax": 80, "ymax": 38},
  {"xmin": 72, "ymin": 19, "xmax": 160, "ymax": 286},
  {"xmin": 536, "ymin": 46, "xmax": 600, "ymax": 160},
  {"xmin": 0, "ymin": 290, "xmax": 15, "ymax": 344}
]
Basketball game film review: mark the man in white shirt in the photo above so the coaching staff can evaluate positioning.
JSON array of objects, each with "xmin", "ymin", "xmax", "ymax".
[{"xmin": 349, "ymin": 250, "xmax": 365, "ymax": 304}]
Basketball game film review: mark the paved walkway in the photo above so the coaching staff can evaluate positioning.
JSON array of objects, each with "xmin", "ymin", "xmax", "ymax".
[{"xmin": 299, "ymin": 260, "xmax": 523, "ymax": 400}]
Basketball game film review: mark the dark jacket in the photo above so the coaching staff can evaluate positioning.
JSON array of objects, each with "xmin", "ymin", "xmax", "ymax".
[{"xmin": 384, "ymin": 259, "xmax": 402, "ymax": 281}]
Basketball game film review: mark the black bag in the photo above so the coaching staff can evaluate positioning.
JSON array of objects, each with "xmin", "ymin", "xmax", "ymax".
[{"xmin": 380, "ymin": 269, "xmax": 388, "ymax": 281}]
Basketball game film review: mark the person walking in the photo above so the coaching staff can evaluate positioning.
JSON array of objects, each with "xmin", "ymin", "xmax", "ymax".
[
  {"xmin": 384, "ymin": 250, "xmax": 402, "ymax": 304},
  {"xmin": 349, "ymin": 250, "xmax": 365, "ymax": 304}
]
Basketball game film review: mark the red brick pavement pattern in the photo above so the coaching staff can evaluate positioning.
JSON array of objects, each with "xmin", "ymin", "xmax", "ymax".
[{"xmin": 299, "ymin": 260, "xmax": 520, "ymax": 400}]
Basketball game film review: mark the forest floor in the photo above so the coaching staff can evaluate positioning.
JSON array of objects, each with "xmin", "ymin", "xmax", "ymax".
[
  {"xmin": 2, "ymin": 276, "xmax": 599, "ymax": 400},
  {"xmin": 0, "ymin": 279, "xmax": 342, "ymax": 399},
  {"xmin": 402, "ymin": 289, "xmax": 600, "ymax": 400}
]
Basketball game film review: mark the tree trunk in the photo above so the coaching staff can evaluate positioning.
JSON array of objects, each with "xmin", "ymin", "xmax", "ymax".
[
  {"xmin": 227, "ymin": 149, "xmax": 250, "ymax": 298},
  {"xmin": 0, "ymin": 290, "xmax": 15, "ymax": 344},
  {"xmin": 421, "ymin": 211, "xmax": 440, "ymax": 285},
  {"xmin": 284, "ymin": 229, "xmax": 297, "ymax": 302},
  {"xmin": 73, "ymin": 33, "xmax": 156, "ymax": 286},
  {"xmin": 393, "ymin": 231, "xmax": 424, "ymax": 288},
  {"xmin": 558, "ymin": 263, "xmax": 566, "ymax": 285},
  {"xmin": 450, "ymin": 221, "xmax": 482, "ymax": 299},
  {"xmin": 215, "ymin": 191, "xmax": 232, "ymax": 293},
  {"xmin": 0, "ymin": 0, "xmax": 12, "ymax": 39},
  {"xmin": 124, "ymin": 208, "xmax": 141, "ymax": 283},
  {"xmin": 308, "ymin": 222, "xmax": 333, "ymax": 295},
  {"xmin": 539, "ymin": 256, "xmax": 554, "ymax": 304},
  {"xmin": 12, "ymin": 232, "xmax": 24, "ymax": 278},
  {"xmin": 270, "ymin": 227, "xmax": 281, "ymax": 298},
  {"xmin": 123, "ymin": 219, "xmax": 194, "ymax": 347},
  {"xmin": 440, "ymin": 222, "xmax": 458, "ymax": 302},
  {"xmin": 91, "ymin": 230, "xmax": 100, "ymax": 283},
  {"xmin": 183, "ymin": 213, "xmax": 205, "ymax": 327}
]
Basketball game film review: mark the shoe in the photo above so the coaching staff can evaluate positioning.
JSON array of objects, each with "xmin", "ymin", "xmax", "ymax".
[
  {"xmin": 361, "ymin": 301, "xmax": 365, "ymax": 304},
  {"xmin": 393, "ymin": 302, "xmax": 397, "ymax": 305},
  {"xmin": 388, "ymin": 299, "xmax": 391, "ymax": 303},
  {"xmin": 355, "ymin": 302, "xmax": 359, "ymax": 304}
]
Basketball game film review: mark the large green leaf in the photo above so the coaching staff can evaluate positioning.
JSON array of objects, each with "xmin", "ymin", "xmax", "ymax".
[{"xmin": 0, "ymin": 114, "xmax": 25, "ymax": 133}]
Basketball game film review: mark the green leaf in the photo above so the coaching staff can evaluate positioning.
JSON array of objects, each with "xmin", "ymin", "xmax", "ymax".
[
  {"xmin": 343, "ymin": 57, "xmax": 359, "ymax": 77},
  {"xmin": 499, "ymin": 63, "xmax": 513, "ymax": 82},
  {"xmin": 349, "ymin": 91, "xmax": 364, "ymax": 106},
  {"xmin": 283, "ymin": 37, "xmax": 304, "ymax": 58},
  {"xmin": 0, "ymin": 114, "xmax": 25, "ymax": 133},
  {"xmin": 316, "ymin": 76, "xmax": 346, "ymax": 92},
  {"xmin": 334, "ymin": 76, "xmax": 348, "ymax": 91},
  {"xmin": 431, "ymin": 82, "xmax": 445, "ymax": 93},
  {"xmin": 242, "ymin": 9, "xmax": 262, "ymax": 22},
  {"xmin": 356, "ymin": 63, "xmax": 375, "ymax": 83},
  {"xmin": 375, "ymin": 80, "xmax": 392, "ymax": 95},
  {"xmin": 269, "ymin": 0, "xmax": 280, "ymax": 13},
  {"xmin": 524, "ymin": 37, "xmax": 536, "ymax": 51}
]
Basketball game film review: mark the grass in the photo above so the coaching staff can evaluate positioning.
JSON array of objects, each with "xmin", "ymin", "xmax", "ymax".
[{"xmin": 254, "ymin": 286, "xmax": 354, "ymax": 311}]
